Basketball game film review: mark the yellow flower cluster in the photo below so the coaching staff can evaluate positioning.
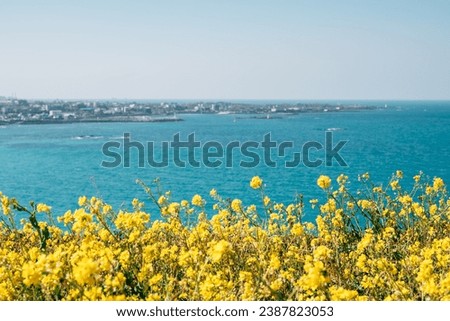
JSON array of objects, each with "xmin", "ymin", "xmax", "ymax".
[
  {"xmin": 250, "ymin": 176, "xmax": 263, "ymax": 189},
  {"xmin": 0, "ymin": 173, "xmax": 449, "ymax": 300},
  {"xmin": 317, "ymin": 175, "xmax": 332, "ymax": 190}
]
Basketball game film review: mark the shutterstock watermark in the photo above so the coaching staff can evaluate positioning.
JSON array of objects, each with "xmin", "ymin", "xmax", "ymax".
[{"xmin": 101, "ymin": 132, "xmax": 348, "ymax": 168}]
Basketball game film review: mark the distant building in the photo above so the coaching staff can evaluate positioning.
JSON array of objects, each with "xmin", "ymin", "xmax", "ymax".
[{"xmin": 49, "ymin": 110, "xmax": 63, "ymax": 118}]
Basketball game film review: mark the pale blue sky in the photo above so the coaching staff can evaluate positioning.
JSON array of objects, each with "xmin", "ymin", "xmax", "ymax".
[{"xmin": 1, "ymin": 0, "xmax": 449, "ymax": 100}]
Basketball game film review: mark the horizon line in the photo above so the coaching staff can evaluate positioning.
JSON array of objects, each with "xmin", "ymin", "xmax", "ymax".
[{"xmin": 3, "ymin": 97, "xmax": 450, "ymax": 102}]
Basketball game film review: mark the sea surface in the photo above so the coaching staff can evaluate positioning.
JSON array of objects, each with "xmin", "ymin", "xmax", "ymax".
[{"xmin": 0, "ymin": 101, "xmax": 449, "ymax": 222}]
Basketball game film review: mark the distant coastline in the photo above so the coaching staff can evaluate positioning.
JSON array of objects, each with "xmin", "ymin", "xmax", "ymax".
[
  {"xmin": 6, "ymin": 116, "xmax": 184, "ymax": 125},
  {"xmin": 0, "ymin": 97, "xmax": 381, "ymax": 125}
]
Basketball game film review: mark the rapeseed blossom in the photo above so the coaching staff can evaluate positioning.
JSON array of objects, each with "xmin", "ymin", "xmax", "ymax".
[
  {"xmin": 191, "ymin": 194, "xmax": 203, "ymax": 207},
  {"xmin": 317, "ymin": 175, "xmax": 331, "ymax": 189},
  {"xmin": 36, "ymin": 203, "xmax": 51, "ymax": 213},
  {"xmin": 250, "ymin": 176, "xmax": 263, "ymax": 189},
  {"xmin": 0, "ymin": 173, "xmax": 449, "ymax": 300}
]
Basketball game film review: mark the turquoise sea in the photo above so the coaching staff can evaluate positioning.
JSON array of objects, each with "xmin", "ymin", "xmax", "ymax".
[{"xmin": 0, "ymin": 100, "xmax": 449, "ymax": 221}]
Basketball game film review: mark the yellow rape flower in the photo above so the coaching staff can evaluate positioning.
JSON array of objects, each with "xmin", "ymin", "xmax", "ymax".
[
  {"xmin": 0, "ymin": 171, "xmax": 449, "ymax": 301},
  {"xmin": 191, "ymin": 194, "xmax": 203, "ymax": 207},
  {"xmin": 337, "ymin": 174, "xmax": 348, "ymax": 185},
  {"xmin": 1, "ymin": 196, "xmax": 11, "ymax": 215},
  {"xmin": 78, "ymin": 196, "xmax": 87, "ymax": 206},
  {"xmin": 231, "ymin": 199, "xmax": 242, "ymax": 212},
  {"xmin": 390, "ymin": 180, "xmax": 400, "ymax": 190},
  {"xmin": 36, "ymin": 203, "xmax": 51, "ymax": 213},
  {"xmin": 250, "ymin": 176, "xmax": 263, "ymax": 189},
  {"xmin": 433, "ymin": 177, "xmax": 445, "ymax": 192},
  {"xmin": 157, "ymin": 195, "xmax": 167, "ymax": 205},
  {"xmin": 317, "ymin": 175, "xmax": 331, "ymax": 189},
  {"xmin": 209, "ymin": 240, "xmax": 231, "ymax": 263}
]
